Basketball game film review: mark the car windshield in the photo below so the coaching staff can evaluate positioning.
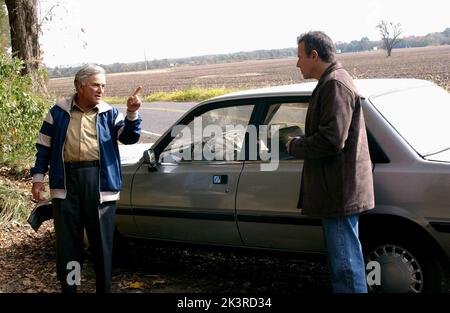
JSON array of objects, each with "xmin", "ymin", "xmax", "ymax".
[{"xmin": 370, "ymin": 85, "xmax": 450, "ymax": 156}]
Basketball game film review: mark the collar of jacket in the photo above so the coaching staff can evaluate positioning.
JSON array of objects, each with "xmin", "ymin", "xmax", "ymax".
[
  {"xmin": 316, "ymin": 61, "xmax": 343, "ymax": 87},
  {"xmin": 56, "ymin": 94, "xmax": 113, "ymax": 114}
]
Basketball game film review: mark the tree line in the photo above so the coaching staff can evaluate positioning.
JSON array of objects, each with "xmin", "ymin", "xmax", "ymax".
[
  {"xmin": 46, "ymin": 28, "xmax": 449, "ymax": 79},
  {"xmin": 46, "ymin": 48, "xmax": 298, "ymax": 78},
  {"xmin": 337, "ymin": 27, "xmax": 450, "ymax": 53}
]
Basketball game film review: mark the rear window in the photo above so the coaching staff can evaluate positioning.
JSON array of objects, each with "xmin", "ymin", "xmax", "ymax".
[{"xmin": 369, "ymin": 85, "xmax": 450, "ymax": 156}]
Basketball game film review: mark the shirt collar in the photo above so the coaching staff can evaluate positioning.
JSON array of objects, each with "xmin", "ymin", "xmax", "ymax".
[
  {"xmin": 66, "ymin": 94, "xmax": 112, "ymax": 114},
  {"xmin": 71, "ymin": 96, "xmax": 99, "ymax": 113}
]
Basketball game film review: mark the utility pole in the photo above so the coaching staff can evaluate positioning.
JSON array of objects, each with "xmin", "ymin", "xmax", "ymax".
[{"xmin": 144, "ymin": 48, "xmax": 148, "ymax": 70}]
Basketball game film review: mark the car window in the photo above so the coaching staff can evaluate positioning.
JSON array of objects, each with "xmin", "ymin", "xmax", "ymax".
[
  {"xmin": 370, "ymin": 85, "xmax": 450, "ymax": 156},
  {"xmin": 160, "ymin": 105, "xmax": 254, "ymax": 163},
  {"xmin": 262, "ymin": 102, "xmax": 308, "ymax": 160}
]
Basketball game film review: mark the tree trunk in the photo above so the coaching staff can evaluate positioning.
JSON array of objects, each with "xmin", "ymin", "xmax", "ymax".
[{"xmin": 4, "ymin": 0, "xmax": 42, "ymax": 88}]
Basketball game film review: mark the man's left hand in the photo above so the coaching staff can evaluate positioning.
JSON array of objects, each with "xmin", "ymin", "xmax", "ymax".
[
  {"xmin": 286, "ymin": 136, "xmax": 295, "ymax": 154},
  {"xmin": 127, "ymin": 86, "xmax": 142, "ymax": 112}
]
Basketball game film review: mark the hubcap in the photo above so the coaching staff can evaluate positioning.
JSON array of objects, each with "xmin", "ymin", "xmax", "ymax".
[{"xmin": 367, "ymin": 244, "xmax": 423, "ymax": 293}]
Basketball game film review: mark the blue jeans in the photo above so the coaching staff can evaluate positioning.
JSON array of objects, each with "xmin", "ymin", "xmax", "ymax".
[{"xmin": 322, "ymin": 214, "xmax": 368, "ymax": 293}]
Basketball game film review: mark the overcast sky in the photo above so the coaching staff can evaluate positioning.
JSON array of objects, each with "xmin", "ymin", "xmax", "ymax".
[{"xmin": 39, "ymin": 0, "xmax": 449, "ymax": 68}]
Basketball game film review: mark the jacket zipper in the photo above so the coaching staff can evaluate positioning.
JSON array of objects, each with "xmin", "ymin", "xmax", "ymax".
[
  {"xmin": 61, "ymin": 104, "xmax": 71, "ymax": 198},
  {"xmin": 97, "ymin": 113, "xmax": 102, "ymax": 204}
]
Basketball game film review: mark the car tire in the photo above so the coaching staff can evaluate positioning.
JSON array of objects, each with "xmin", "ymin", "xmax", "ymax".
[{"xmin": 362, "ymin": 233, "xmax": 446, "ymax": 293}]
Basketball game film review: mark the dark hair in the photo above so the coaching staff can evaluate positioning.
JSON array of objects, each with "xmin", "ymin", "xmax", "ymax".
[{"xmin": 297, "ymin": 31, "xmax": 336, "ymax": 63}]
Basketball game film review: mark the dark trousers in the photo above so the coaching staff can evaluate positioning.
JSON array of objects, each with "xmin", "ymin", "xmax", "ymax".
[{"xmin": 52, "ymin": 164, "xmax": 116, "ymax": 293}]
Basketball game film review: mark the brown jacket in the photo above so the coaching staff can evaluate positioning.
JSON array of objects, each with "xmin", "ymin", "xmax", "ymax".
[{"xmin": 290, "ymin": 62, "xmax": 374, "ymax": 218}]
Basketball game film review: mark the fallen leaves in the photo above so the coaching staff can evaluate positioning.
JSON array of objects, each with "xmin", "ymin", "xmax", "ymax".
[
  {"xmin": 0, "ymin": 219, "xmax": 335, "ymax": 293},
  {"xmin": 128, "ymin": 281, "xmax": 145, "ymax": 289}
]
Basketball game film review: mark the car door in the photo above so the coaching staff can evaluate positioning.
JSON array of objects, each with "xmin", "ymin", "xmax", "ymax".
[
  {"xmin": 236, "ymin": 98, "xmax": 326, "ymax": 252},
  {"xmin": 130, "ymin": 102, "xmax": 256, "ymax": 245}
]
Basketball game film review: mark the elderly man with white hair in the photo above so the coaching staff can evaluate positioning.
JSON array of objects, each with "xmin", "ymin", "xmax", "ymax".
[{"xmin": 30, "ymin": 64, "xmax": 142, "ymax": 293}]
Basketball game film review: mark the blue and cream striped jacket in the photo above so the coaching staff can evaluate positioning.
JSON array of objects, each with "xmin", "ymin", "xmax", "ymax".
[{"xmin": 30, "ymin": 95, "xmax": 142, "ymax": 203}]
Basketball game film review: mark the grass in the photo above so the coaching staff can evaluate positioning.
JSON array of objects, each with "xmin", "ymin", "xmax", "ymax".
[
  {"xmin": 0, "ymin": 184, "xmax": 30, "ymax": 226},
  {"xmin": 104, "ymin": 87, "xmax": 235, "ymax": 104},
  {"xmin": 1, "ymin": 156, "xmax": 35, "ymax": 177},
  {"xmin": 0, "ymin": 164, "xmax": 34, "ymax": 226}
]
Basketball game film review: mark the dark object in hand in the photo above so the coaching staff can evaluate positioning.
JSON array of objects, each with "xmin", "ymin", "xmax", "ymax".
[{"xmin": 28, "ymin": 201, "xmax": 53, "ymax": 232}]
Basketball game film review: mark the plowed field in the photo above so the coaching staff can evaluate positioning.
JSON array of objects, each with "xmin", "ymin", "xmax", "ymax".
[{"xmin": 47, "ymin": 45, "xmax": 450, "ymax": 98}]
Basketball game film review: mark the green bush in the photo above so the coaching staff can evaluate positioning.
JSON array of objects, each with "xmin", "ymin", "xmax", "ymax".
[{"xmin": 0, "ymin": 54, "xmax": 50, "ymax": 172}]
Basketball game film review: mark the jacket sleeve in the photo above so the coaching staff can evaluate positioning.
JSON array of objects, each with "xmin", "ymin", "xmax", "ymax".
[
  {"xmin": 114, "ymin": 110, "xmax": 142, "ymax": 144},
  {"xmin": 30, "ymin": 109, "xmax": 53, "ymax": 182},
  {"xmin": 290, "ymin": 80, "xmax": 354, "ymax": 159}
]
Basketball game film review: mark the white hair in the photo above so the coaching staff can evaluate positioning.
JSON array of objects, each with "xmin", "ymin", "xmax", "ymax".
[{"xmin": 74, "ymin": 64, "xmax": 106, "ymax": 90}]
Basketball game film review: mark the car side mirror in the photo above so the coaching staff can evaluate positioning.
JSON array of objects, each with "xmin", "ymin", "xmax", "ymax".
[{"xmin": 143, "ymin": 149, "xmax": 157, "ymax": 171}]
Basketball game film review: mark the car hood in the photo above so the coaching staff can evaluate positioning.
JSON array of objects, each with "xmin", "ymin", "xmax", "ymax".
[
  {"xmin": 119, "ymin": 143, "xmax": 153, "ymax": 165},
  {"xmin": 424, "ymin": 149, "xmax": 450, "ymax": 163}
]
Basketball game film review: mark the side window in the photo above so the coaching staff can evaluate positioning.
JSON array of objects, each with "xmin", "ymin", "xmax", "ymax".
[
  {"xmin": 160, "ymin": 105, "xmax": 254, "ymax": 163},
  {"xmin": 262, "ymin": 102, "xmax": 308, "ymax": 160}
]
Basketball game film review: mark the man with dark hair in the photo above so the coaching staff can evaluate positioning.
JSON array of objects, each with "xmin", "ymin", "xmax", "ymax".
[
  {"xmin": 296, "ymin": 31, "xmax": 336, "ymax": 63},
  {"xmin": 286, "ymin": 31, "xmax": 374, "ymax": 293},
  {"xmin": 31, "ymin": 64, "xmax": 142, "ymax": 293}
]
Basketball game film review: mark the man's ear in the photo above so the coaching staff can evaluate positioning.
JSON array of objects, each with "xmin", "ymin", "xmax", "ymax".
[
  {"xmin": 75, "ymin": 81, "xmax": 82, "ymax": 93},
  {"xmin": 311, "ymin": 49, "xmax": 319, "ymax": 61}
]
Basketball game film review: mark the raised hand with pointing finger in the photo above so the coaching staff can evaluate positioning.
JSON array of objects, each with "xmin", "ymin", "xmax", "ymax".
[{"xmin": 127, "ymin": 85, "xmax": 142, "ymax": 112}]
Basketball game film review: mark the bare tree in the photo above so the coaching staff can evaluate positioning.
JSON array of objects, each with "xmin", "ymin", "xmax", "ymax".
[{"xmin": 377, "ymin": 20, "xmax": 403, "ymax": 57}]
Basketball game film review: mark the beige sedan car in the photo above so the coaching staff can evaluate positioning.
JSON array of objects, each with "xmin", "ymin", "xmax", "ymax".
[{"xmin": 32, "ymin": 79, "xmax": 450, "ymax": 293}]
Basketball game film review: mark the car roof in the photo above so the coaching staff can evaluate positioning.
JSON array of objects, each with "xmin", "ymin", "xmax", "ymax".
[{"xmin": 201, "ymin": 79, "xmax": 436, "ymax": 104}]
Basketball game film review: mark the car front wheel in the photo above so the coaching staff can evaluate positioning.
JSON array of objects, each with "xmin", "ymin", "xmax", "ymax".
[{"xmin": 363, "ymin": 236, "xmax": 446, "ymax": 293}]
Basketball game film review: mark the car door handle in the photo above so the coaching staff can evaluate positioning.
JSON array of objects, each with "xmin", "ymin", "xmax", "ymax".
[{"xmin": 213, "ymin": 175, "xmax": 228, "ymax": 185}]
